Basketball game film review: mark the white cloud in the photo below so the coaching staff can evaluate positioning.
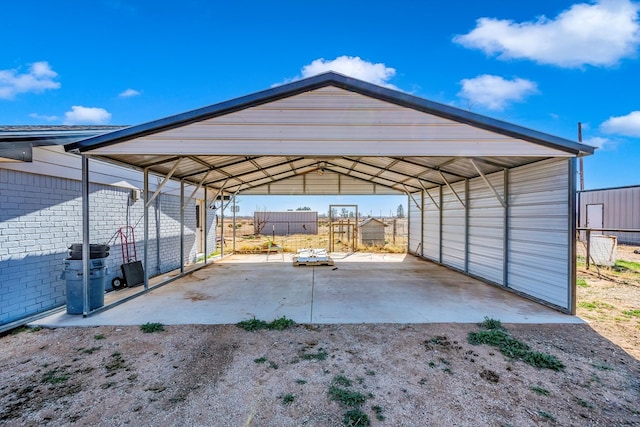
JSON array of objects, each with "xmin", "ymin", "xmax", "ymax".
[
  {"xmin": 29, "ymin": 113, "xmax": 60, "ymax": 122},
  {"xmin": 0, "ymin": 61, "xmax": 61, "ymax": 99},
  {"xmin": 453, "ymin": 0, "xmax": 640, "ymax": 68},
  {"xmin": 277, "ymin": 56, "xmax": 398, "ymax": 89},
  {"xmin": 63, "ymin": 106, "xmax": 112, "ymax": 125},
  {"xmin": 600, "ymin": 110, "xmax": 640, "ymax": 136},
  {"xmin": 583, "ymin": 136, "xmax": 611, "ymax": 148},
  {"xmin": 118, "ymin": 88, "xmax": 141, "ymax": 98},
  {"xmin": 458, "ymin": 74, "xmax": 538, "ymax": 110}
]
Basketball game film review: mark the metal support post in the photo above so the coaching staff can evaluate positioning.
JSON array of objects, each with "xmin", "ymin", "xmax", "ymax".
[
  {"xmin": 81, "ymin": 155, "xmax": 90, "ymax": 316},
  {"xmin": 180, "ymin": 180, "xmax": 184, "ymax": 273},
  {"xmin": 143, "ymin": 168, "xmax": 149, "ymax": 290}
]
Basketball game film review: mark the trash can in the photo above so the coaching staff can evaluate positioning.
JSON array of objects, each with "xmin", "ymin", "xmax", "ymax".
[{"xmin": 63, "ymin": 245, "xmax": 109, "ymax": 314}]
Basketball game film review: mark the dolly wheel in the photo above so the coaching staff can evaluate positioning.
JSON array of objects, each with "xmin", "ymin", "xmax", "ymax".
[{"xmin": 112, "ymin": 277, "xmax": 126, "ymax": 290}]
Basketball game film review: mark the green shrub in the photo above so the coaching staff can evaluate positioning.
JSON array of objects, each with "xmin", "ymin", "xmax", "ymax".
[
  {"xmin": 236, "ymin": 318, "xmax": 269, "ymax": 331},
  {"xmin": 343, "ymin": 408, "xmax": 370, "ymax": 426},
  {"xmin": 140, "ymin": 322, "xmax": 164, "ymax": 333},
  {"xmin": 468, "ymin": 327, "xmax": 565, "ymax": 371},
  {"xmin": 267, "ymin": 316, "xmax": 296, "ymax": 330}
]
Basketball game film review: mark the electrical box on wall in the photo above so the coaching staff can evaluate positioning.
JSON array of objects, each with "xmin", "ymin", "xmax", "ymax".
[{"xmin": 130, "ymin": 189, "xmax": 141, "ymax": 202}]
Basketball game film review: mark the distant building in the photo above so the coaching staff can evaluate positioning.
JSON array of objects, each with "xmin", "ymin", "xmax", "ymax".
[
  {"xmin": 254, "ymin": 211, "xmax": 318, "ymax": 235},
  {"xmin": 359, "ymin": 217, "xmax": 387, "ymax": 246},
  {"xmin": 577, "ymin": 185, "xmax": 640, "ymax": 244}
]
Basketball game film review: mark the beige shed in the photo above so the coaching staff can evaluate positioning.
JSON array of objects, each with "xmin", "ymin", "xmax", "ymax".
[{"xmin": 359, "ymin": 218, "xmax": 387, "ymax": 246}]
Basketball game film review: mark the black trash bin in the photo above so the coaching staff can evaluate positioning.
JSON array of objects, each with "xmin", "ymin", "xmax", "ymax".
[{"xmin": 63, "ymin": 244, "xmax": 109, "ymax": 314}]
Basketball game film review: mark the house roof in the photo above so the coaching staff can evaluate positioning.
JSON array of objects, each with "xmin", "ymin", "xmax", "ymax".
[
  {"xmin": 0, "ymin": 126, "xmax": 126, "ymax": 162},
  {"xmin": 359, "ymin": 217, "xmax": 387, "ymax": 227},
  {"xmin": 60, "ymin": 72, "xmax": 595, "ymax": 196}
]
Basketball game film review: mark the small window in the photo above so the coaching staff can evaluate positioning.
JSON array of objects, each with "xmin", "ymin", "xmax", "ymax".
[{"xmin": 195, "ymin": 205, "xmax": 201, "ymax": 228}]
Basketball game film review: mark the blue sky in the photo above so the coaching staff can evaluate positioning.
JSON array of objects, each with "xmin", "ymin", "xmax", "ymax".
[{"xmin": 2, "ymin": 0, "xmax": 640, "ymax": 215}]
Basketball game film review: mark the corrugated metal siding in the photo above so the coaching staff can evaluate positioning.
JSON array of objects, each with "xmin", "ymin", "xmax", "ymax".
[
  {"xmin": 441, "ymin": 181, "xmax": 466, "ymax": 270},
  {"xmin": 579, "ymin": 186, "xmax": 640, "ymax": 244},
  {"xmin": 92, "ymin": 87, "xmax": 570, "ymax": 157},
  {"xmin": 508, "ymin": 159, "xmax": 569, "ymax": 309},
  {"xmin": 422, "ymin": 188, "xmax": 440, "ymax": 260},
  {"xmin": 254, "ymin": 211, "xmax": 318, "ymax": 235},
  {"xmin": 240, "ymin": 172, "xmax": 400, "ymax": 195},
  {"xmin": 468, "ymin": 171, "xmax": 505, "ymax": 284},
  {"xmin": 408, "ymin": 194, "xmax": 422, "ymax": 254}
]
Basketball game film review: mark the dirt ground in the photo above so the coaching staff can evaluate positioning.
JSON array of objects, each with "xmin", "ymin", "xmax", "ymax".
[
  {"xmin": 1, "ymin": 243, "xmax": 639, "ymax": 426},
  {"xmin": 1, "ymin": 322, "xmax": 639, "ymax": 427}
]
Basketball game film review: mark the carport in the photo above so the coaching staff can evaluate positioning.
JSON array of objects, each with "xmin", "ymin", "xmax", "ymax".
[{"xmin": 64, "ymin": 72, "xmax": 594, "ymax": 317}]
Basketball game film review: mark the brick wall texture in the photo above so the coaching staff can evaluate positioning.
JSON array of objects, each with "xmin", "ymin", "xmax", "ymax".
[{"xmin": 0, "ymin": 169, "xmax": 216, "ymax": 325}]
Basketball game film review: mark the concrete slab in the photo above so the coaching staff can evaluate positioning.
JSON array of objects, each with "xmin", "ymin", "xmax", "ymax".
[{"xmin": 33, "ymin": 253, "xmax": 582, "ymax": 327}]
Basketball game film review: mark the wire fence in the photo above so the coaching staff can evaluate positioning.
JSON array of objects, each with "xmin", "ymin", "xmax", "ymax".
[
  {"xmin": 220, "ymin": 218, "xmax": 408, "ymax": 253},
  {"xmin": 576, "ymin": 228, "xmax": 640, "ymax": 274}
]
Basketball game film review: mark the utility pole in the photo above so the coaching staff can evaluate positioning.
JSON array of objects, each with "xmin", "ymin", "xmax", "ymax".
[{"xmin": 578, "ymin": 122, "xmax": 584, "ymax": 191}]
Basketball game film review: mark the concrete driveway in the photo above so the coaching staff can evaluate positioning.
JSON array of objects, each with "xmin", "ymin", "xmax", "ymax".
[{"xmin": 34, "ymin": 253, "xmax": 582, "ymax": 327}]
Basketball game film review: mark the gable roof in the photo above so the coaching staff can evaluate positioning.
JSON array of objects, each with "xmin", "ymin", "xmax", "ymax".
[
  {"xmin": 66, "ymin": 72, "xmax": 593, "ymax": 156},
  {"xmin": 60, "ymin": 72, "xmax": 594, "ymax": 196}
]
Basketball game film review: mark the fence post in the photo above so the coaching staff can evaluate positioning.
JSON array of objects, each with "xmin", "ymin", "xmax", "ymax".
[{"xmin": 586, "ymin": 229, "xmax": 591, "ymax": 270}]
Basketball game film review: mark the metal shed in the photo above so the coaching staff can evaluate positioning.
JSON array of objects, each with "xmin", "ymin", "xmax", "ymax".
[
  {"xmin": 64, "ymin": 72, "xmax": 594, "ymax": 314},
  {"xmin": 359, "ymin": 218, "xmax": 387, "ymax": 246},
  {"xmin": 254, "ymin": 211, "xmax": 318, "ymax": 235},
  {"xmin": 578, "ymin": 185, "xmax": 640, "ymax": 244}
]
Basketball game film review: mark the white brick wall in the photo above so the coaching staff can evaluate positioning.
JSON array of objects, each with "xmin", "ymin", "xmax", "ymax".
[{"xmin": 0, "ymin": 169, "xmax": 215, "ymax": 325}]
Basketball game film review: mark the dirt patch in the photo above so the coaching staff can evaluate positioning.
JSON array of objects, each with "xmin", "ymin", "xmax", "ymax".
[{"xmin": 1, "ymin": 323, "xmax": 638, "ymax": 426}]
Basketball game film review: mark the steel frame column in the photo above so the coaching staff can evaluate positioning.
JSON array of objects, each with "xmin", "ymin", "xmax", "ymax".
[
  {"xmin": 203, "ymin": 187, "xmax": 208, "ymax": 265},
  {"xmin": 503, "ymin": 168, "xmax": 510, "ymax": 288},
  {"xmin": 81, "ymin": 155, "xmax": 90, "ymax": 316},
  {"xmin": 180, "ymin": 179, "xmax": 184, "ymax": 273},
  {"xmin": 464, "ymin": 178, "xmax": 469, "ymax": 273},
  {"xmin": 439, "ymin": 185, "xmax": 443, "ymax": 263},
  {"xmin": 143, "ymin": 168, "xmax": 149, "ymax": 290},
  {"xmin": 568, "ymin": 158, "xmax": 577, "ymax": 314}
]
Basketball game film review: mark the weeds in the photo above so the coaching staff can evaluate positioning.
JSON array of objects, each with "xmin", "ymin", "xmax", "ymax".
[
  {"xmin": 576, "ymin": 398, "xmax": 594, "ymax": 409},
  {"xmin": 537, "ymin": 410, "xmax": 555, "ymax": 422},
  {"xmin": 296, "ymin": 379, "xmax": 307, "ymax": 385},
  {"xmin": 140, "ymin": 322, "xmax": 165, "ymax": 333},
  {"xmin": 268, "ymin": 316, "xmax": 296, "ymax": 330},
  {"xmin": 479, "ymin": 317, "xmax": 503, "ymax": 330},
  {"xmin": 301, "ymin": 349, "xmax": 328, "ymax": 361},
  {"xmin": 41, "ymin": 368, "xmax": 69, "ymax": 384},
  {"xmin": 237, "ymin": 318, "xmax": 268, "ymax": 331},
  {"xmin": 328, "ymin": 386, "xmax": 367, "ymax": 406},
  {"xmin": 614, "ymin": 260, "xmax": 640, "ymax": 273},
  {"xmin": 253, "ymin": 356, "xmax": 278, "ymax": 369},
  {"xmin": 236, "ymin": 316, "xmax": 296, "ymax": 331},
  {"xmin": 281, "ymin": 393, "xmax": 295, "ymax": 405},
  {"xmin": 94, "ymin": 334, "xmax": 105, "ymax": 340},
  {"xmin": 333, "ymin": 375, "xmax": 353, "ymax": 387},
  {"xmin": 343, "ymin": 408, "xmax": 370, "ymax": 426},
  {"xmin": 469, "ymin": 321, "xmax": 565, "ymax": 371},
  {"xmin": 530, "ymin": 385, "xmax": 550, "ymax": 396},
  {"xmin": 371, "ymin": 405, "xmax": 385, "ymax": 421},
  {"xmin": 81, "ymin": 346, "xmax": 102, "ymax": 355},
  {"xmin": 592, "ymin": 362, "xmax": 614, "ymax": 371},
  {"xmin": 622, "ymin": 309, "xmax": 640, "ymax": 318},
  {"xmin": 576, "ymin": 278, "xmax": 589, "ymax": 288}
]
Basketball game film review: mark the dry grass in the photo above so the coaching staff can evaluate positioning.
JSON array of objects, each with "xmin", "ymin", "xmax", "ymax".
[
  {"xmin": 576, "ymin": 244, "xmax": 640, "ymax": 359},
  {"xmin": 225, "ymin": 219, "xmax": 408, "ymax": 254}
]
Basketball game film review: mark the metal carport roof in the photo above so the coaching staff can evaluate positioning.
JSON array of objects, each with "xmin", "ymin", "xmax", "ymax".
[{"xmin": 65, "ymin": 72, "xmax": 594, "ymax": 197}]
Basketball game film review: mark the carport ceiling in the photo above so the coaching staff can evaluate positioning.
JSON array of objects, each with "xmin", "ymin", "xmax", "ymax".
[{"xmin": 65, "ymin": 72, "xmax": 594, "ymax": 195}]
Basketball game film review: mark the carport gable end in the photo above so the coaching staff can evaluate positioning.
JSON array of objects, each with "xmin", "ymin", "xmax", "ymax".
[{"xmin": 65, "ymin": 71, "xmax": 594, "ymax": 314}]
